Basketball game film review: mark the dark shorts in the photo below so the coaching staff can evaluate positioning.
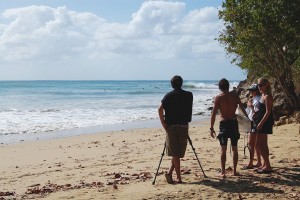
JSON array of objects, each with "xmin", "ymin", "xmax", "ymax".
[
  {"xmin": 217, "ymin": 119, "xmax": 240, "ymax": 146},
  {"xmin": 166, "ymin": 125, "xmax": 188, "ymax": 158}
]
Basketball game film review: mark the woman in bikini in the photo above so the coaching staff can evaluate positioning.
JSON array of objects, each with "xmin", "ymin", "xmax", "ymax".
[{"xmin": 255, "ymin": 78, "xmax": 274, "ymax": 173}]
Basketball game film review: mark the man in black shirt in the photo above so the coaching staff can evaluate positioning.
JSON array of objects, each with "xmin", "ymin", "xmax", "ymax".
[{"xmin": 158, "ymin": 75, "xmax": 193, "ymax": 184}]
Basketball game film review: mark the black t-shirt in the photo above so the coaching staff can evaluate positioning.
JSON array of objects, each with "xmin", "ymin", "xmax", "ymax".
[{"xmin": 161, "ymin": 89, "xmax": 193, "ymax": 125}]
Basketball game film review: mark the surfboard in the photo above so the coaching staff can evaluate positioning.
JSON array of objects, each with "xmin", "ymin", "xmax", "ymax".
[{"xmin": 236, "ymin": 108, "xmax": 251, "ymax": 133}]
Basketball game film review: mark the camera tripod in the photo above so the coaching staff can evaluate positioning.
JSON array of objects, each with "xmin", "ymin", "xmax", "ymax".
[{"xmin": 152, "ymin": 134, "xmax": 207, "ymax": 185}]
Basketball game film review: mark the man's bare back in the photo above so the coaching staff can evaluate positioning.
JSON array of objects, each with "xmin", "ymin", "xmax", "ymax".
[{"xmin": 214, "ymin": 91, "xmax": 239, "ymax": 121}]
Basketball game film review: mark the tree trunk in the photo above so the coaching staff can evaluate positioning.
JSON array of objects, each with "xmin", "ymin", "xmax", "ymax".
[{"xmin": 277, "ymin": 70, "xmax": 300, "ymax": 110}]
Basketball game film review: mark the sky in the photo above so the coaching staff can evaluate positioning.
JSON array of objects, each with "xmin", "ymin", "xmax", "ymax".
[{"xmin": 0, "ymin": 0, "xmax": 247, "ymax": 80}]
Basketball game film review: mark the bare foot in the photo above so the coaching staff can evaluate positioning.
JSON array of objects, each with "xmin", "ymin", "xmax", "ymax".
[
  {"xmin": 165, "ymin": 174, "xmax": 174, "ymax": 184},
  {"xmin": 175, "ymin": 180, "xmax": 183, "ymax": 184},
  {"xmin": 233, "ymin": 172, "xmax": 241, "ymax": 176},
  {"xmin": 216, "ymin": 173, "xmax": 226, "ymax": 178}
]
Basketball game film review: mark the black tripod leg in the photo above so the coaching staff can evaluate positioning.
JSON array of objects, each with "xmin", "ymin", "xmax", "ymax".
[
  {"xmin": 187, "ymin": 135, "xmax": 207, "ymax": 178},
  {"xmin": 152, "ymin": 142, "xmax": 166, "ymax": 185}
]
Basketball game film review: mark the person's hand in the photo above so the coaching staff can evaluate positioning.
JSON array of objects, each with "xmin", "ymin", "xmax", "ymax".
[
  {"xmin": 162, "ymin": 121, "xmax": 168, "ymax": 131},
  {"xmin": 257, "ymin": 123, "xmax": 262, "ymax": 131},
  {"xmin": 210, "ymin": 128, "xmax": 216, "ymax": 138}
]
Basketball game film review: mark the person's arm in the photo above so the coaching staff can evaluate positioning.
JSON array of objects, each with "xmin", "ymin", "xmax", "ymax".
[
  {"xmin": 248, "ymin": 99, "xmax": 255, "ymax": 116},
  {"xmin": 257, "ymin": 94, "xmax": 273, "ymax": 130},
  {"xmin": 210, "ymin": 96, "xmax": 218, "ymax": 138},
  {"xmin": 188, "ymin": 93, "xmax": 193, "ymax": 122},
  {"xmin": 237, "ymin": 97, "xmax": 249, "ymax": 119},
  {"xmin": 158, "ymin": 104, "xmax": 167, "ymax": 130}
]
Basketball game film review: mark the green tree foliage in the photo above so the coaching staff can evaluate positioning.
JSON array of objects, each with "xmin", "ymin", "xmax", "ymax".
[{"xmin": 218, "ymin": 0, "xmax": 300, "ymax": 109}]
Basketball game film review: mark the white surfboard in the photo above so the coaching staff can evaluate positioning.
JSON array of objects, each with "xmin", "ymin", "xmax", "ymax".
[{"xmin": 236, "ymin": 108, "xmax": 251, "ymax": 133}]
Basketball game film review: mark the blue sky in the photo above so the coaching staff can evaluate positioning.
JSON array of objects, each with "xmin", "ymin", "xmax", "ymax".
[{"xmin": 0, "ymin": 0, "xmax": 247, "ymax": 80}]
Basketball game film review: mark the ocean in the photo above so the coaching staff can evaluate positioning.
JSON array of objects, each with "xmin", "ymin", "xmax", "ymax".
[{"xmin": 0, "ymin": 80, "xmax": 239, "ymax": 143}]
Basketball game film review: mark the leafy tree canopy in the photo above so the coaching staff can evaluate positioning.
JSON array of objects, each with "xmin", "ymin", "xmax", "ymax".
[{"xmin": 218, "ymin": 0, "xmax": 300, "ymax": 109}]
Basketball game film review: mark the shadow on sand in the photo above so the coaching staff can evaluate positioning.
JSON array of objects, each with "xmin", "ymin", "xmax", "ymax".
[{"xmin": 190, "ymin": 166, "xmax": 300, "ymax": 194}]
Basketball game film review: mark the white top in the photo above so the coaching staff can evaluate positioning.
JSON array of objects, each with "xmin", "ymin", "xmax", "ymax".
[
  {"xmin": 247, "ymin": 95, "xmax": 261, "ymax": 121},
  {"xmin": 253, "ymin": 95, "xmax": 261, "ymax": 112}
]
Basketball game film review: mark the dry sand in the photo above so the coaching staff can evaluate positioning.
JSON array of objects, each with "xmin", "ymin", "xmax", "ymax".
[{"xmin": 0, "ymin": 120, "xmax": 299, "ymax": 200}]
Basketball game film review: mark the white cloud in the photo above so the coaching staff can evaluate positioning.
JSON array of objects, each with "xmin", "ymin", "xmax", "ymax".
[
  {"xmin": 0, "ymin": 5, "xmax": 106, "ymax": 61},
  {"xmin": 0, "ymin": 1, "xmax": 243, "ymax": 80},
  {"xmin": 129, "ymin": 1, "xmax": 185, "ymax": 35}
]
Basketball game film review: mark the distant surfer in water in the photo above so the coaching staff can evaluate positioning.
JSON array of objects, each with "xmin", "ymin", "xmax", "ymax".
[{"xmin": 210, "ymin": 78, "xmax": 248, "ymax": 177}]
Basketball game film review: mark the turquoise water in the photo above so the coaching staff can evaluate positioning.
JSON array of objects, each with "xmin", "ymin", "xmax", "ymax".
[{"xmin": 0, "ymin": 80, "xmax": 240, "ymax": 143}]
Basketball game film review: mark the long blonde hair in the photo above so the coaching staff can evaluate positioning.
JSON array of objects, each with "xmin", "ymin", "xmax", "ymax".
[{"xmin": 258, "ymin": 77, "xmax": 272, "ymax": 95}]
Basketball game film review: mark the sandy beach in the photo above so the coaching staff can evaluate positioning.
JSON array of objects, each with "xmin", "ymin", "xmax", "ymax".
[{"xmin": 0, "ymin": 119, "xmax": 299, "ymax": 200}]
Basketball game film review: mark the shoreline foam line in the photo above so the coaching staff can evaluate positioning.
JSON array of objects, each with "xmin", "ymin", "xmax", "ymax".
[{"xmin": 1, "ymin": 115, "xmax": 209, "ymax": 145}]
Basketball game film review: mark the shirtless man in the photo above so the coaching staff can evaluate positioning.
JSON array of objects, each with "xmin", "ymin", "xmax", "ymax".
[{"xmin": 210, "ymin": 78, "xmax": 248, "ymax": 177}]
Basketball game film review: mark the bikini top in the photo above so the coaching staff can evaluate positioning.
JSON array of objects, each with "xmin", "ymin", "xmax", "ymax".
[{"xmin": 256, "ymin": 98, "xmax": 274, "ymax": 124}]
